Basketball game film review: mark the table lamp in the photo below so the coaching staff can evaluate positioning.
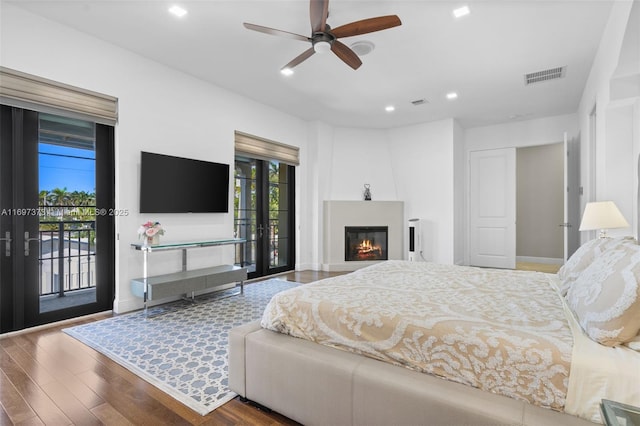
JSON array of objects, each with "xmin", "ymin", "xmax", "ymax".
[{"xmin": 579, "ymin": 201, "xmax": 630, "ymax": 238}]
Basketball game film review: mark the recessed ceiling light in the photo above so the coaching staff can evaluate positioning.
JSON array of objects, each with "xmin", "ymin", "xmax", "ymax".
[
  {"xmin": 280, "ymin": 68, "xmax": 294, "ymax": 76},
  {"xmin": 446, "ymin": 92, "xmax": 458, "ymax": 100},
  {"xmin": 169, "ymin": 5, "xmax": 188, "ymax": 18},
  {"xmin": 350, "ymin": 41, "xmax": 375, "ymax": 56},
  {"xmin": 385, "ymin": 105, "xmax": 395, "ymax": 112},
  {"xmin": 453, "ymin": 5, "xmax": 470, "ymax": 18}
]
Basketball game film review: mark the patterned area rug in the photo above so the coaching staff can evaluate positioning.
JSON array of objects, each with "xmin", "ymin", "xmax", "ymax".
[{"xmin": 63, "ymin": 279, "xmax": 298, "ymax": 415}]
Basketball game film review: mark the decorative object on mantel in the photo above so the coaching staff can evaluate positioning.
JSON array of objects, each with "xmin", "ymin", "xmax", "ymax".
[
  {"xmin": 138, "ymin": 221, "xmax": 165, "ymax": 245},
  {"xmin": 363, "ymin": 183, "xmax": 372, "ymax": 201}
]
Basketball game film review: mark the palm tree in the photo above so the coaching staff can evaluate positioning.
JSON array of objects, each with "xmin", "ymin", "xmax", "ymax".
[
  {"xmin": 39, "ymin": 190, "xmax": 49, "ymax": 206},
  {"xmin": 48, "ymin": 187, "xmax": 70, "ymax": 206},
  {"xmin": 70, "ymin": 190, "xmax": 95, "ymax": 206}
]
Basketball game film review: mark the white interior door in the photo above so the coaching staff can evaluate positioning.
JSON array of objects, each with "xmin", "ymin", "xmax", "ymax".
[
  {"xmin": 469, "ymin": 148, "xmax": 516, "ymax": 269},
  {"xmin": 563, "ymin": 133, "xmax": 581, "ymax": 261}
]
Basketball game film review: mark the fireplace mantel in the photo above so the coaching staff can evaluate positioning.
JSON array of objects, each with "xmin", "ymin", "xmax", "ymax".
[{"xmin": 323, "ymin": 200, "xmax": 404, "ymax": 271}]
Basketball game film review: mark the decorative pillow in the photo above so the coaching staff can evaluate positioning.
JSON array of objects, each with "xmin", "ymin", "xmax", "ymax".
[
  {"xmin": 565, "ymin": 242, "xmax": 640, "ymax": 346},
  {"xmin": 558, "ymin": 237, "xmax": 636, "ymax": 296}
]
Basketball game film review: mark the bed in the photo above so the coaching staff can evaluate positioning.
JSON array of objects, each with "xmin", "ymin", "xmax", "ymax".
[{"xmin": 229, "ymin": 237, "xmax": 640, "ymax": 425}]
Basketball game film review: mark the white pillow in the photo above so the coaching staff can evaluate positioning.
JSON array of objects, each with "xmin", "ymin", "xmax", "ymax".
[
  {"xmin": 558, "ymin": 237, "xmax": 635, "ymax": 296},
  {"xmin": 565, "ymin": 242, "xmax": 640, "ymax": 346}
]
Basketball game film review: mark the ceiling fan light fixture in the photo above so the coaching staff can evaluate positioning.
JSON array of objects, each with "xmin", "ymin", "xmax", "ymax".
[{"xmin": 313, "ymin": 40, "xmax": 332, "ymax": 54}]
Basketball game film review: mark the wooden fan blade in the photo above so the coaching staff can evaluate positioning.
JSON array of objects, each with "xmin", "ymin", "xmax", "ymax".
[
  {"xmin": 243, "ymin": 23, "xmax": 311, "ymax": 42},
  {"xmin": 331, "ymin": 15, "xmax": 402, "ymax": 38},
  {"xmin": 282, "ymin": 48, "xmax": 316, "ymax": 70},
  {"xmin": 331, "ymin": 40, "xmax": 362, "ymax": 70},
  {"xmin": 310, "ymin": 0, "xmax": 329, "ymax": 32}
]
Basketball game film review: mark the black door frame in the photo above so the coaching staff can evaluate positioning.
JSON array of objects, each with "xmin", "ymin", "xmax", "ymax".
[
  {"xmin": 235, "ymin": 157, "xmax": 295, "ymax": 280},
  {"xmin": 0, "ymin": 106, "xmax": 115, "ymax": 333}
]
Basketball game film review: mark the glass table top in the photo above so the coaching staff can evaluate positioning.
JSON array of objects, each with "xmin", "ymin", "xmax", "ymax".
[{"xmin": 601, "ymin": 399, "xmax": 640, "ymax": 426}]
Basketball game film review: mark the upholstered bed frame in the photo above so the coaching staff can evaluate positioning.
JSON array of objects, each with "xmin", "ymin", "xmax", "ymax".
[
  {"xmin": 229, "ymin": 156, "xmax": 640, "ymax": 425},
  {"xmin": 229, "ymin": 320, "xmax": 593, "ymax": 426}
]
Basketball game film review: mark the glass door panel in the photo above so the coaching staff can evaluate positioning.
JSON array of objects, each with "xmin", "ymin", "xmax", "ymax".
[
  {"xmin": 234, "ymin": 157, "xmax": 258, "ymax": 275},
  {"xmin": 38, "ymin": 113, "xmax": 97, "ymax": 313},
  {"xmin": 234, "ymin": 157, "xmax": 294, "ymax": 279}
]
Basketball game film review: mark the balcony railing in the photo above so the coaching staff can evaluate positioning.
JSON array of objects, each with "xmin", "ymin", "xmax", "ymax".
[
  {"xmin": 39, "ymin": 220, "xmax": 96, "ymax": 297},
  {"xmin": 234, "ymin": 217, "xmax": 283, "ymax": 269}
]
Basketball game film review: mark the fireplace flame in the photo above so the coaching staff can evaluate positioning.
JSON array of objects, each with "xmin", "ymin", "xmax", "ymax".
[{"xmin": 356, "ymin": 239, "xmax": 382, "ymax": 258}]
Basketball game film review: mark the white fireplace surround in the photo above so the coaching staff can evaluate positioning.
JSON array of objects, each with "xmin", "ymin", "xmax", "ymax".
[{"xmin": 323, "ymin": 200, "xmax": 404, "ymax": 271}]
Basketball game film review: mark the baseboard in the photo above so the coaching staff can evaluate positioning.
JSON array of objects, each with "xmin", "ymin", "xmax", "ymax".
[
  {"xmin": 516, "ymin": 256, "xmax": 563, "ymax": 265},
  {"xmin": 0, "ymin": 310, "xmax": 113, "ymax": 339},
  {"xmin": 321, "ymin": 261, "xmax": 384, "ymax": 272},
  {"xmin": 295, "ymin": 262, "xmax": 317, "ymax": 271}
]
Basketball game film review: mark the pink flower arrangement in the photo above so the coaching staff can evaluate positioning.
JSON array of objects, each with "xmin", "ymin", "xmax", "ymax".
[{"xmin": 138, "ymin": 221, "xmax": 165, "ymax": 240}]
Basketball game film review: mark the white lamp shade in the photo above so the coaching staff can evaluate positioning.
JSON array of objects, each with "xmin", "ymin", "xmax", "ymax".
[{"xmin": 579, "ymin": 201, "xmax": 629, "ymax": 231}]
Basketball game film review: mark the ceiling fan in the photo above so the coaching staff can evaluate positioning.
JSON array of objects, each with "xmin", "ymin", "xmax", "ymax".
[{"xmin": 243, "ymin": 0, "xmax": 401, "ymax": 71}]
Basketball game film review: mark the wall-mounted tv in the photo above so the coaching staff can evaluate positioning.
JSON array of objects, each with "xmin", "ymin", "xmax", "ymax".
[{"xmin": 140, "ymin": 151, "xmax": 230, "ymax": 213}]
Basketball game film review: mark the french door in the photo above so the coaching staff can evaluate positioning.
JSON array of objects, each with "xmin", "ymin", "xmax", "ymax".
[
  {"xmin": 234, "ymin": 157, "xmax": 295, "ymax": 279},
  {"xmin": 0, "ymin": 106, "xmax": 115, "ymax": 333}
]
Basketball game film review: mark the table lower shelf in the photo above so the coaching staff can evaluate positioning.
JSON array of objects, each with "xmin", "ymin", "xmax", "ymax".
[{"xmin": 131, "ymin": 264, "xmax": 247, "ymax": 301}]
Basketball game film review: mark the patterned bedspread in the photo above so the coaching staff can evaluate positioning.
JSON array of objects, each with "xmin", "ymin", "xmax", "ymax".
[{"xmin": 261, "ymin": 261, "xmax": 573, "ymax": 411}]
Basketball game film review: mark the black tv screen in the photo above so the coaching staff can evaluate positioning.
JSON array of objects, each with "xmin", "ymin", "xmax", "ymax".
[{"xmin": 140, "ymin": 151, "xmax": 230, "ymax": 213}]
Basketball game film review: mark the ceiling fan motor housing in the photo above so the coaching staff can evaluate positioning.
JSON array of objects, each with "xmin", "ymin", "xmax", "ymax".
[{"xmin": 312, "ymin": 32, "xmax": 335, "ymax": 53}]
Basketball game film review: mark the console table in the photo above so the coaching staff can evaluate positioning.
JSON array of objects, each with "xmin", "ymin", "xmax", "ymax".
[{"xmin": 130, "ymin": 238, "xmax": 247, "ymax": 310}]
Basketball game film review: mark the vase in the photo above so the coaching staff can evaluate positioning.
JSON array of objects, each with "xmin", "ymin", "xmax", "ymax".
[
  {"xmin": 363, "ymin": 184, "xmax": 372, "ymax": 201},
  {"xmin": 147, "ymin": 235, "xmax": 160, "ymax": 245}
]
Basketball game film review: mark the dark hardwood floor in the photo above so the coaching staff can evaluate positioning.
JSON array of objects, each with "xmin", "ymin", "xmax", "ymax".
[{"xmin": 0, "ymin": 270, "xmax": 344, "ymax": 425}]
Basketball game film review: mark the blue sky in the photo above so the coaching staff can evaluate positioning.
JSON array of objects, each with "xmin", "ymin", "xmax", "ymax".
[{"xmin": 39, "ymin": 143, "xmax": 95, "ymax": 193}]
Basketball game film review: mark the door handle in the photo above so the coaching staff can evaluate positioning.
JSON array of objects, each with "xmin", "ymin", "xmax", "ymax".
[
  {"xmin": 0, "ymin": 231, "xmax": 11, "ymax": 257},
  {"xmin": 257, "ymin": 224, "xmax": 264, "ymax": 238},
  {"xmin": 558, "ymin": 223, "xmax": 572, "ymax": 228},
  {"xmin": 24, "ymin": 231, "xmax": 39, "ymax": 256}
]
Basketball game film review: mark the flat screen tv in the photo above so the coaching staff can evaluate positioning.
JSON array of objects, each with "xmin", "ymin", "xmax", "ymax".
[{"xmin": 140, "ymin": 151, "xmax": 230, "ymax": 213}]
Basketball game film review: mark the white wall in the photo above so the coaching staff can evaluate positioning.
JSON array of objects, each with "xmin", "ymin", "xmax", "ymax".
[
  {"xmin": 328, "ymin": 127, "xmax": 397, "ymax": 201},
  {"xmin": 465, "ymin": 114, "xmax": 578, "ymax": 152},
  {"xmin": 1, "ymin": 4, "xmax": 311, "ymax": 313},
  {"xmin": 453, "ymin": 120, "xmax": 465, "ymax": 265},
  {"xmin": 388, "ymin": 119, "xmax": 456, "ymax": 264},
  {"xmin": 576, "ymin": 0, "xmax": 639, "ymax": 241}
]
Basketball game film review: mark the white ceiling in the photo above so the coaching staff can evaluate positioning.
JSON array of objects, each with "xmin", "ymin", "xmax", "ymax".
[{"xmin": 8, "ymin": 0, "xmax": 614, "ymax": 129}]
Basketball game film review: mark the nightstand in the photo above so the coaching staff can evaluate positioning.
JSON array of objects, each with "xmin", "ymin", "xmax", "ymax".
[{"xmin": 601, "ymin": 399, "xmax": 640, "ymax": 426}]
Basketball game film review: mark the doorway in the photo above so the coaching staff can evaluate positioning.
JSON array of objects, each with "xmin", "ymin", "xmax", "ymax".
[
  {"xmin": 468, "ymin": 142, "xmax": 580, "ymax": 270},
  {"xmin": 234, "ymin": 157, "xmax": 295, "ymax": 279},
  {"xmin": 0, "ymin": 106, "xmax": 115, "ymax": 333},
  {"xmin": 516, "ymin": 143, "xmax": 564, "ymax": 267}
]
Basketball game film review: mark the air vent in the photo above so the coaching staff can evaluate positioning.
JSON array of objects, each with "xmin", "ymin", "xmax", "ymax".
[
  {"xmin": 411, "ymin": 98, "xmax": 428, "ymax": 106},
  {"xmin": 524, "ymin": 66, "xmax": 566, "ymax": 85}
]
